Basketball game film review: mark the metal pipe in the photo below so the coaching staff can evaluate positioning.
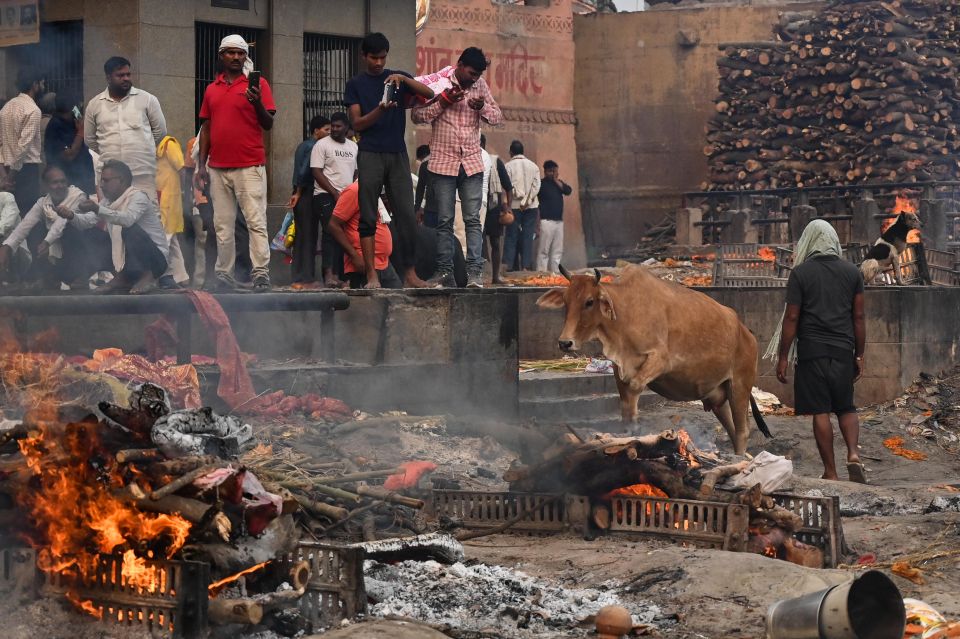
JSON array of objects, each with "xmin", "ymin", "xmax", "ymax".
[{"xmin": 0, "ymin": 292, "xmax": 350, "ymax": 316}]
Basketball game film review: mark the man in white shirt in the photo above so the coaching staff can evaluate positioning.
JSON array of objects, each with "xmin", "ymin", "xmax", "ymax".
[
  {"xmin": 84, "ymin": 57, "xmax": 167, "ymax": 198},
  {"xmin": 503, "ymin": 139, "xmax": 541, "ymax": 272},
  {"xmin": 61, "ymin": 160, "xmax": 169, "ymax": 294},
  {"xmin": 0, "ymin": 67, "xmax": 45, "ymax": 218},
  {"xmin": 0, "ymin": 165, "xmax": 110, "ymax": 288},
  {"xmin": 310, "ymin": 111, "xmax": 358, "ymax": 288}
]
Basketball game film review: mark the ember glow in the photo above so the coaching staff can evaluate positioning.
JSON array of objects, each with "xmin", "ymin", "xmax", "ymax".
[{"xmin": 208, "ymin": 560, "xmax": 270, "ymax": 596}]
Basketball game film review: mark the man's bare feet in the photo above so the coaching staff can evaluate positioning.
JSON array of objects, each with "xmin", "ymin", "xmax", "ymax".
[
  {"xmin": 130, "ymin": 273, "xmax": 157, "ymax": 295},
  {"xmin": 324, "ymin": 277, "xmax": 342, "ymax": 289},
  {"xmin": 403, "ymin": 267, "xmax": 429, "ymax": 288},
  {"xmin": 364, "ymin": 275, "xmax": 382, "ymax": 289}
]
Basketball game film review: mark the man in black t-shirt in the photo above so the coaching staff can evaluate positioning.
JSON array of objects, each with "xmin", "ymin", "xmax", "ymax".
[
  {"xmin": 343, "ymin": 32, "xmax": 434, "ymax": 289},
  {"xmin": 776, "ymin": 220, "xmax": 867, "ymax": 483},
  {"xmin": 44, "ymin": 94, "xmax": 95, "ymax": 195}
]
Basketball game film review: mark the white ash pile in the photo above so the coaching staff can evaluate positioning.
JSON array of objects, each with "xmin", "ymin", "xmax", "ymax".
[{"xmin": 364, "ymin": 559, "xmax": 660, "ymax": 638}]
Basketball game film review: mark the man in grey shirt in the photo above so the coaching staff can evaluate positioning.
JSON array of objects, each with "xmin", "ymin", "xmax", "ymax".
[{"xmin": 60, "ymin": 159, "xmax": 168, "ymax": 294}]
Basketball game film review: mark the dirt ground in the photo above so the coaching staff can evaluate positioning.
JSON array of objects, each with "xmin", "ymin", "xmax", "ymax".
[
  {"xmin": 3, "ymin": 374, "xmax": 959, "ymax": 638},
  {"xmin": 306, "ymin": 380, "xmax": 959, "ymax": 638},
  {"xmin": 449, "ymin": 398, "xmax": 960, "ymax": 638}
]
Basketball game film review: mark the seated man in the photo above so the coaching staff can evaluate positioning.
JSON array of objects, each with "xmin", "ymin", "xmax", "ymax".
[
  {"xmin": 59, "ymin": 159, "xmax": 169, "ymax": 294},
  {"xmin": 327, "ymin": 180, "xmax": 402, "ymax": 289},
  {"xmin": 0, "ymin": 165, "xmax": 110, "ymax": 289}
]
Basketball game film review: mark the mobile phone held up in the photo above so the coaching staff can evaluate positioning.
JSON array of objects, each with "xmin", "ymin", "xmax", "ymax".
[
  {"xmin": 248, "ymin": 71, "xmax": 261, "ymax": 92},
  {"xmin": 381, "ymin": 81, "xmax": 398, "ymax": 106},
  {"xmin": 71, "ymin": 106, "xmax": 82, "ymax": 120}
]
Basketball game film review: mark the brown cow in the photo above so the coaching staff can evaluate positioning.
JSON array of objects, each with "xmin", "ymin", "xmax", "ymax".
[{"xmin": 536, "ymin": 265, "xmax": 770, "ymax": 454}]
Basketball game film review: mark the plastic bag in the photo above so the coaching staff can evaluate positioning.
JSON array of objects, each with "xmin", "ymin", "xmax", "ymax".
[
  {"xmin": 726, "ymin": 451, "xmax": 793, "ymax": 493},
  {"xmin": 270, "ymin": 211, "xmax": 294, "ymax": 255},
  {"xmin": 903, "ymin": 598, "xmax": 960, "ymax": 639}
]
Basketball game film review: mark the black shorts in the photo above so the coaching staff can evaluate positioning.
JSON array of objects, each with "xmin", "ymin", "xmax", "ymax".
[{"xmin": 794, "ymin": 356, "xmax": 856, "ymax": 416}]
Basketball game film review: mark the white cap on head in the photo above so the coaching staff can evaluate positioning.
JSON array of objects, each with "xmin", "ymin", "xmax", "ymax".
[{"xmin": 218, "ymin": 34, "xmax": 255, "ymax": 76}]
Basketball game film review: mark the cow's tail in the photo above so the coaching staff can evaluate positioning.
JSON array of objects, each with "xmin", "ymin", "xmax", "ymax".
[{"xmin": 750, "ymin": 395, "xmax": 773, "ymax": 438}]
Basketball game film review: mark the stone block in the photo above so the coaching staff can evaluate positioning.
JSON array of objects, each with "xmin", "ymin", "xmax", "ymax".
[
  {"xmin": 789, "ymin": 205, "xmax": 816, "ymax": 243},
  {"xmin": 675, "ymin": 207, "xmax": 703, "ymax": 246},
  {"xmin": 920, "ymin": 199, "xmax": 947, "ymax": 252},
  {"xmin": 851, "ymin": 198, "xmax": 882, "ymax": 246}
]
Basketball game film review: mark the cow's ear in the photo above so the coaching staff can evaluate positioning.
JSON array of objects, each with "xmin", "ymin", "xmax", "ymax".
[
  {"xmin": 536, "ymin": 287, "xmax": 566, "ymax": 309},
  {"xmin": 598, "ymin": 289, "xmax": 617, "ymax": 320}
]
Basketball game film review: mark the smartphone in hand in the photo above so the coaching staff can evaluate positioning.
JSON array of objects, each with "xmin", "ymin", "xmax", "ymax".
[{"xmin": 248, "ymin": 71, "xmax": 261, "ymax": 91}]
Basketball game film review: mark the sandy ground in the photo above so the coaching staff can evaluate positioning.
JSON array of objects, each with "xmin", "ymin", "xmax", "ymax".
[{"xmin": 455, "ymin": 400, "xmax": 960, "ymax": 638}]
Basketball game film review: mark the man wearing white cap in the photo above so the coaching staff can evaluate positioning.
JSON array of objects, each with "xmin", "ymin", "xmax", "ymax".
[{"xmin": 195, "ymin": 34, "xmax": 276, "ymax": 291}]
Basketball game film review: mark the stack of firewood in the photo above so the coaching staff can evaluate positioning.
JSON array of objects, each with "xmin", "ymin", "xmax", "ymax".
[{"xmin": 705, "ymin": 0, "xmax": 960, "ymax": 190}]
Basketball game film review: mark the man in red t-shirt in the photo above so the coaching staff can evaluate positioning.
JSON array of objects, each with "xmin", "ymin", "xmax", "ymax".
[
  {"xmin": 194, "ymin": 34, "xmax": 276, "ymax": 291},
  {"xmin": 327, "ymin": 180, "xmax": 401, "ymax": 289}
]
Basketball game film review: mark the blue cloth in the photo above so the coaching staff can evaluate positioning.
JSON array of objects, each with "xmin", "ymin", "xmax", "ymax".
[
  {"xmin": 503, "ymin": 208, "xmax": 539, "ymax": 271},
  {"xmin": 292, "ymin": 138, "xmax": 317, "ymax": 190},
  {"xmin": 343, "ymin": 69, "xmax": 411, "ymax": 153},
  {"xmin": 433, "ymin": 167, "xmax": 484, "ymax": 275}
]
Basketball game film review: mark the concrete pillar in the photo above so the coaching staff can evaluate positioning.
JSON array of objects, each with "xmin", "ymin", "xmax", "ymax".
[
  {"xmin": 265, "ymin": 0, "xmax": 305, "ymax": 210},
  {"xmin": 789, "ymin": 204, "xmax": 816, "ymax": 243},
  {"xmin": 852, "ymin": 198, "xmax": 882, "ymax": 246},
  {"xmin": 675, "ymin": 207, "xmax": 702, "ymax": 246},
  {"xmin": 920, "ymin": 198, "xmax": 946, "ymax": 252},
  {"xmin": 722, "ymin": 210, "xmax": 755, "ymax": 244}
]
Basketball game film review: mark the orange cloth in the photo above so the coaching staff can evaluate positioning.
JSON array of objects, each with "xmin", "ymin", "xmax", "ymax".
[
  {"xmin": 83, "ymin": 348, "xmax": 200, "ymax": 409},
  {"xmin": 331, "ymin": 181, "xmax": 392, "ymax": 274}
]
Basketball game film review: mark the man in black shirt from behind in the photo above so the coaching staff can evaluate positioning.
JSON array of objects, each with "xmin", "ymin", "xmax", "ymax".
[{"xmin": 775, "ymin": 219, "xmax": 867, "ymax": 483}]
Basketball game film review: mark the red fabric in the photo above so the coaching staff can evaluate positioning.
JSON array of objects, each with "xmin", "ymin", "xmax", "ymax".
[
  {"xmin": 144, "ymin": 316, "xmax": 178, "ymax": 362},
  {"xmin": 199, "ymin": 74, "xmax": 276, "ymax": 168},
  {"xmin": 179, "ymin": 291, "xmax": 352, "ymax": 421},
  {"xmin": 332, "ymin": 182, "xmax": 392, "ymax": 273},
  {"xmin": 384, "ymin": 461, "xmax": 437, "ymax": 491},
  {"xmin": 181, "ymin": 290, "xmax": 256, "ymax": 409}
]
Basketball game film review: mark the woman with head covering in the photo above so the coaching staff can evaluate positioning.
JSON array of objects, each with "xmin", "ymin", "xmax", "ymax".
[{"xmin": 767, "ymin": 219, "xmax": 867, "ymax": 483}]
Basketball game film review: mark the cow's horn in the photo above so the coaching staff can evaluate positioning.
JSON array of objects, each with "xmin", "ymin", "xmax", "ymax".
[
  {"xmin": 594, "ymin": 268, "xmax": 602, "ymax": 284},
  {"xmin": 559, "ymin": 264, "xmax": 572, "ymax": 281}
]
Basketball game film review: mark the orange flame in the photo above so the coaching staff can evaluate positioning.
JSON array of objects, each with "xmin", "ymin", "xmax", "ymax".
[
  {"xmin": 758, "ymin": 247, "xmax": 776, "ymax": 262},
  {"xmin": 882, "ymin": 194, "xmax": 922, "ymax": 243},
  {"xmin": 605, "ymin": 484, "xmax": 668, "ymax": 500},
  {"xmin": 208, "ymin": 561, "xmax": 271, "ymax": 596},
  {"xmin": 893, "ymin": 195, "xmax": 917, "ymax": 214},
  {"xmin": 3, "ymin": 329, "xmax": 192, "ymax": 618}
]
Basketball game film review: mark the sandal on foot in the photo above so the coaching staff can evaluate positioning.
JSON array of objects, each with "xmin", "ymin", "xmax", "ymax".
[{"xmin": 847, "ymin": 461, "xmax": 867, "ymax": 484}]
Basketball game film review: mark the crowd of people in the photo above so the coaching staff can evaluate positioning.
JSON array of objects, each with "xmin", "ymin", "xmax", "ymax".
[{"xmin": 0, "ymin": 32, "xmax": 574, "ymax": 294}]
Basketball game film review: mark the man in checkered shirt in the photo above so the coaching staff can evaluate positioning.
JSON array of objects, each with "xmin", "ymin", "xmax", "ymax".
[{"xmin": 412, "ymin": 48, "xmax": 502, "ymax": 288}]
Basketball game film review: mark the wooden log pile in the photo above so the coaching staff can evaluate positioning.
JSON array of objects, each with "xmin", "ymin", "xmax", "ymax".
[{"xmin": 705, "ymin": 0, "xmax": 960, "ymax": 190}]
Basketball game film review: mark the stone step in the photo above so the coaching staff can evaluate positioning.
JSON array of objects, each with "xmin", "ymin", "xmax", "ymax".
[{"xmin": 519, "ymin": 370, "xmax": 619, "ymax": 399}]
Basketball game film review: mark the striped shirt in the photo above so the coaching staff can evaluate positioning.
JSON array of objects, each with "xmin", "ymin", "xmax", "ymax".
[
  {"xmin": 411, "ymin": 77, "xmax": 502, "ymax": 177},
  {"xmin": 0, "ymin": 93, "xmax": 42, "ymax": 171}
]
